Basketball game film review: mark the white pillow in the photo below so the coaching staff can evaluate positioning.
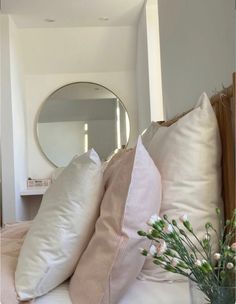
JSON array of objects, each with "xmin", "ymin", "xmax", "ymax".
[
  {"xmin": 139, "ymin": 93, "xmax": 222, "ymax": 282},
  {"xmin": 15, "ymin": 149, "xmax": 104, "ymax": 300}
]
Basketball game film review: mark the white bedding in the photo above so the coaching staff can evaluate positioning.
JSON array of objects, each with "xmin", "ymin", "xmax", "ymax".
[{"xmin": 35, "ymin": 279, "xmax": 190, "ymax": 304}]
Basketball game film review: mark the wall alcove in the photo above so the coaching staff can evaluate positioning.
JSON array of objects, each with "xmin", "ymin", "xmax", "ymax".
[{"xmin": 0, "ymin": 0, "xmax": 163, "ymax": 222}]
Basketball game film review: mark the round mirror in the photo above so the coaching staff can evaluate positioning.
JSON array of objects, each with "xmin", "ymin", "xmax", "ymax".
[{"xmin": 36, "ymin": 82, "xmax": 130, "ymax": 167}]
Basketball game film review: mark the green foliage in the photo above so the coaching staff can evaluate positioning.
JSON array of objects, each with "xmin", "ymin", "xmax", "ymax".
[{"xmin": 137, "ymin": 208, "xmax": 236, "ymax": 303}]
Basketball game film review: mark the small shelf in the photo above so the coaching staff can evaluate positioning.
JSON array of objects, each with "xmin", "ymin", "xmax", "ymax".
[{"xmin": 20, "ymin": 187, "xmax": 48, "ymax": 196}]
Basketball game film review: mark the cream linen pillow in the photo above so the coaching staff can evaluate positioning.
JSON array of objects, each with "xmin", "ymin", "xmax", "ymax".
[
  {"xmin": 15, "ymin": 149, "xmax": 104, "ymax": 300},
  {"xmin": 139, "ymin": 92, "xmax": 222, "ymax": 282},
  {"xmin": 69, "ymin": 138, "xmax": 162, "ymax": 304}
]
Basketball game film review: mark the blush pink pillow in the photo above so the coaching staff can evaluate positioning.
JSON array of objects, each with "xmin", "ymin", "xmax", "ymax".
[{"xmin": 69, "ymin": 137, "xmax": 162, "ymax": 304}]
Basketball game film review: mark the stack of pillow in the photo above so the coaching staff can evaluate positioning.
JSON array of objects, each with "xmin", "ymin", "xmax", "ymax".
[{"xmin": 14, "ymin": 92, "xmax": 222, "ymax": 303}]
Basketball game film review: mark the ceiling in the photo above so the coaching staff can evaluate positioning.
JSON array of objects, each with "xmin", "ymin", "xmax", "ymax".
[{"xmin": 1, "ymin": 0, "xmax": 145, "ymax": 28}]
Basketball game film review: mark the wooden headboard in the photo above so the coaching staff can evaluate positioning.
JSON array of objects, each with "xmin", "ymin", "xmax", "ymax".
[{"xmin": 160, "ymin": 73, "xmax": 235, "ymax": 222}]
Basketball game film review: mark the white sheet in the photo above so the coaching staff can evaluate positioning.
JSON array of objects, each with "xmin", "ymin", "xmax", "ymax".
[{"xmin": 35, "ymin": 279, "xmax": 190, "ymax": 304}]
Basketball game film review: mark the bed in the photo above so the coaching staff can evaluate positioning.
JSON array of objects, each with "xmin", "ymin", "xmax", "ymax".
[
  {"xmin": 36, "ymin": 74, "xmax": 235, "ymax": 304},
  {"xmin": 1, "ymin": 74, "xmax": 235, "ymax": 304},
  {"xmin": 2, "ymin": 220, "xmax": 190, "ymax": 304},
  {"xmin": 35, "ymin": 280, "xmax": 190, "ymax": 304}
]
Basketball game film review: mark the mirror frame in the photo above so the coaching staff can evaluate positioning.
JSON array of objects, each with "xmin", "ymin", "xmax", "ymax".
[{"xmin": 35, "ymin": 81, "xmax": 131, "ymax": 167}]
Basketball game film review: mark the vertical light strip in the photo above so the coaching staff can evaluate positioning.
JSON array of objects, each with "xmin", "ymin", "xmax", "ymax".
[
  {"xmin": 84, "ymin": 123, "xmax": 88, "ymax": 152},
  {"xmin": 125, "ymin": 112, "xmax": 130, "ymax": 143},
  {"xmin": 116, "ymin": 99, "xmax": 121, "ymax": 149}
]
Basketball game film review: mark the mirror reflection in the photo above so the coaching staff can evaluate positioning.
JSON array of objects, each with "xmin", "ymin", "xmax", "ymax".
[{"xmin": 37, "ymin": 82, "xmax": 130, "ymax": 167}]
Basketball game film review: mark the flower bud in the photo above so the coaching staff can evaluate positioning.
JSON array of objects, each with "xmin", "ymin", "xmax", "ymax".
[
  {"xmin": 171, "ymin": 258, "xmax": 179, "ymax": 267},
  {"xmin": 179, "ymin": 214, "xmax": 188, "ymax": 223},
  {"xmin": 165, "ymin": 249, "xmax": 175, "ymax": 257},
  {"xmin": 148, "ymin": 214, "xmax": 161, "ymax": 226},
  {"xmin": 164, "ymin": 223, "xmax": 174, "ymax": 234},
  {"xmin": 183, "ymin": 221, "xmax": 193, "ymax": 232},
  {"xmin": 201, "ymin": 260, "xmax": 212, "ymax": 272},
  {"xmin": 139, "ymin": 248, "xmax": 148, "ymax": 256},
  {"xmin": 156, "ymin": 240, "xmax": 167, "ymax": 256},
  {"xmin": 151, "ymin": 229, "xmax": 160, "ymax": 238},
  {"xmin": 172, "ymin": 219, "xmax": 177, "ymax": 226},
  {"xmin": 195, "ymin": 259, "xmax": 202, "ymax": 267},
  {"xmin": 226, "ymin": 262, "xmax": 234, "ymax": 270},
  {"xmin": 205, "ymin": 222, "xmax": 211, "ymax": 229},
  {"xmin": 231, "ymin": 243, "xmax": 236, "ymax": 252},
  {"xmin": 137, "ymin": 230, "xmax": 147, "ymax": 237},
  {"xmin": 165, "ymin": 265, "xmax": 177, "ymax": 273},
  {"xmin": 178, "ymin": 261, "xmax": 189, "ymax": 269},
  {"xmin": 213, "ymin": 253, "xmax": 221, "ymax": 261},
  {"xmin": 155, "ymin": 225, "xmax": 163, "ymax": 232},
  {"xmin": 149, "ymin": 245, "xmax": 157, "ymax": 256},
  {"xmin": 179, "ymin": 229, "xmax": 186, "ymax": 236}
]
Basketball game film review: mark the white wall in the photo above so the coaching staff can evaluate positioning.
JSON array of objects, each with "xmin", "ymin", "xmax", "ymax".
[
  {"xmin": 158, "ymin": 0, "xmax": 235, "ymax": 119},
  {"xmin": 9, "ymin": 18, "xmax": 28, "ymax": 220},
  {"xmin": 19, "ymin": 24, "xmax": 139, "ymax": 178},
  {"xmin": 1, "ymin": 8, "xmax": 163, "ymax": 221},
  {"xmin": 136, "ymin": 0, "xmax": 164, "ymax": 133},
  {"xmin": 19, "ymin": 27, "xmax": 136, "ymax": 74},
  {"xmin": 0, "ymin": 15, "xmax": 17, "ymax": 223},
  {"xmin": 0, "ymin": 16, "xmax": 29, "ymax": 223},
  {"xmin": 136, "ymin": 6, "xmax": 150, "ymax": 133}
]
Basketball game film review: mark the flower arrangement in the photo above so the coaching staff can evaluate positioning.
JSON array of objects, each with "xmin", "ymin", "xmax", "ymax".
[{"xmin": 138, "ymin": 208, "xmax": 236, "ymax": 304}]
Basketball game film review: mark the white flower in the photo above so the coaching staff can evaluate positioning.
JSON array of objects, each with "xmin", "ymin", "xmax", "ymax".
[
  {"xmin": 226, "ymin": 262, "xmax": 234, "ymax": 270},
  {"xmin": 148, "ymin": 214, "xmax": 161, "ymax": 225},
  {"xmin": 213, "ymin": 253, "xmax": 221, "ymax": 261},
  {"xmin": 201, "ymin": 259, "xmax": 207, "ymax": 264},
  {"xmin": 156, "ymin": 240, "xmax": 167, "ymax": 256},
  {"xmin": 179, "ymin": 214, "xmax": 188, "ymax": 223},
  {"xmin": 204, "ymin": 233, "xmax": 210, "ymax": 240},
  {"xmin": 231, "ymin": 243, "xmax": 236, "ymax": 251},
  {"xmin": 171, "ymin": 258, "xmax": 179, "ymax": 267},
  {"xmin": 163, "ymin": 223, "xmax": 174, "ymax": 234},
  {"xmin": 195, "ymin": 259, "xmax": 202, "ymax": 267},
  {"xmin": 149, "ymin": 245, "xmax": 157, "ymax": 256},
  {"xmin": 148, "ymin": 228, "xmax": 154, "ymax": 234}
]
